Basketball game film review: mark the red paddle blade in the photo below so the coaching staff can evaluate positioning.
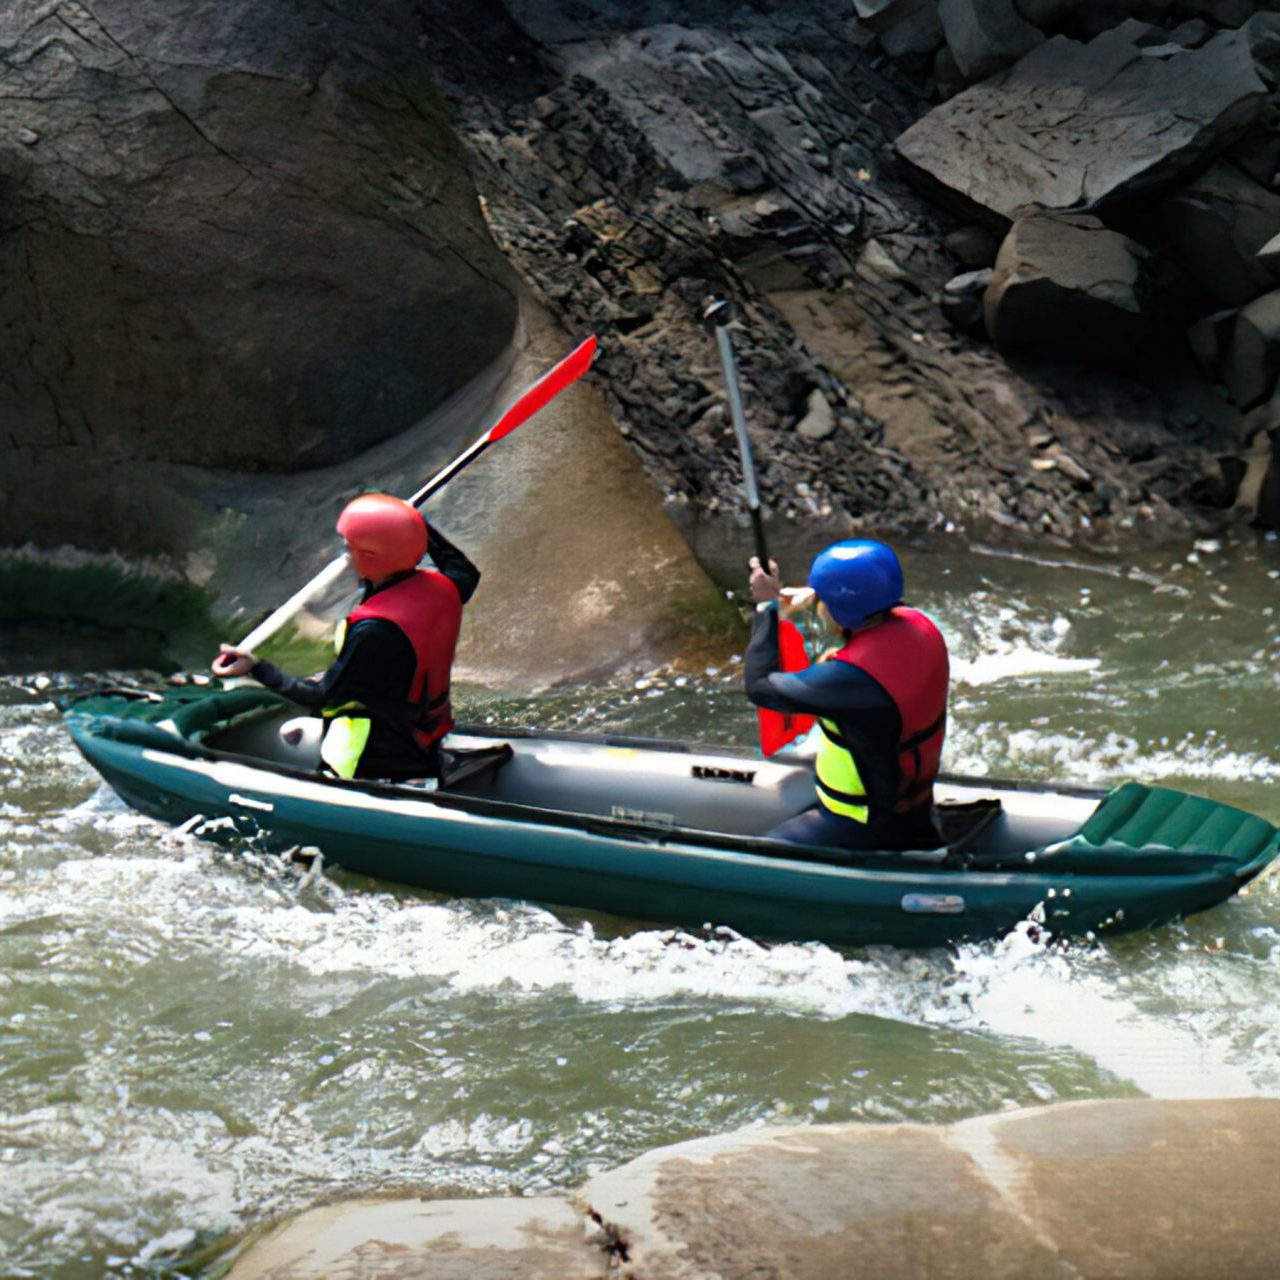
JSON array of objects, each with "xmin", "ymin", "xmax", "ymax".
[
  {"xmin": 487, "ymin": 335, "xmax": 598, "ymax": 443},
  {"xmin": 757, "ymin": 617, "xmax": 814, "ymax": 756}
]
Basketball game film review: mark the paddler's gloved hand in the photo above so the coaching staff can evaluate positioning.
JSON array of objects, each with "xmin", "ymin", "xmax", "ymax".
[
  {"xmin": 212, "ymin": 643, "xmax": 258, "ymax": 678},
  {"xmin": 748, "ymin": 556, "xmax": 782, "ymax": 604}
]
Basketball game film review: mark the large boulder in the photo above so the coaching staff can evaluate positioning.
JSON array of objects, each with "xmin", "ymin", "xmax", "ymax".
[
  {"xmin": 1158, "ymin": 161, "xmax": 1280, "ymax": 307},
  {"xmin": 223, "ymin": 1099, "xmax": 1280, "ymax": 1280},
  {"xmin": 983, "ymin": 213, "xmax": 1149, "ymax": 363},
  {"xmin": 938, "ymin": 0, "xmax": 1044, "ymax": 82},
  {"xmin": 1222, "ymin": 287, "xmax": 1280, "ymax": 407},
  {"xmin": 0, "ymin": 0, "xmax": 519, "ymax": 551},
  {"xmin": 895, "ymin": 18, "xmax": 1269, "ymax": 221}
]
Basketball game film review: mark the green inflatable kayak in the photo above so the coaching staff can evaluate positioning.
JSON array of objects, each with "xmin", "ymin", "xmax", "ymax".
[{"xmin": 62, "ymin": 684, "xmax": 1279, "ymax": 949}]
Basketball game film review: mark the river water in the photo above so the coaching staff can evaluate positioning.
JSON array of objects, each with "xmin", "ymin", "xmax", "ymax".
[{"xmin": 1, "ymin": 535, "xmax": 1278, "ymax": 1278}]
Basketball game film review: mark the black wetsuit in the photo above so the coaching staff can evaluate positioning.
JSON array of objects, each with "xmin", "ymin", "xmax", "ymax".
[
  {"xmin": 251, "ymin": 522, "xmax": 479, "ymax": 780},
  {"xmin": 744, "ymin": 605, "xmax": 941, "ymax": 853}
]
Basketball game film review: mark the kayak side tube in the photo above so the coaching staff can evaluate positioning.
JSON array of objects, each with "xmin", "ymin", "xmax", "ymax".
[{"xmin": 64, "ymin": 705, "xmax": 1277, "ymax": 949}]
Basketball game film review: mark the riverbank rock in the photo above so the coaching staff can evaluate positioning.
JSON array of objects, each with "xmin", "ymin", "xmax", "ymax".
[
  {"xmin": 0, "ymin": 0, "xmax": 519, "ymax": 549},
  {"xmin": 1158, "ymin": 161, "xmax": 1280, "ymax": 307},
  {"xmin": 7, "ymin": 0, "xmax": 1276, "ymax": 577},
  {"xmin": 937, "ymin": 0, "xmax": 1043, "ymax": 82},
  {"xmin": 221, "ymin": 1097, "xmax": 1280, "ymax": 1279},
  {"xmin": 1223, "ymin": 288, "xmax": 1280, "ymax": 407},
  {"xmin": 983, "ymin": 214, "xmax": 1149, "ymax": 363},
  {"xmin": 895, "ymin": 20, "xmax": 1269, "ymax": 220}
]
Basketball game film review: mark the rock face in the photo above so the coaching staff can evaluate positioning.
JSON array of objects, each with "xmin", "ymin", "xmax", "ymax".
[
  {"xmin": 984, "ymin": 214, "xmax": 1149, "ymax": 363},
  {"xmin": 0, "ymin": 0, "xmax": 519, "ymax": 548},
  {"xmin": 1158, "ymin": 161, "xmax": 1280, "ymax": 307},
  {"xmin": 405, "ymin": 0, "xmax": 1265, "ymax": 548},
  {"xmin": 895, "ymin": 20, "xmax": 1269, "ymax": 220},
  {"xmin": 8, "ymin": 0, "xmax": 1280, "ymax": 594},
  {"xmin": 1223, "ymin": 288, "xmax": 1280, "ymax": 407},
  {"xmin": 938, "ymin": 0, "xmax": 1043, "ymax": 82},
  {"xmin": 222, "ymin": 1098, "xmax": 1280, "ymax": 1279},
  {"xmin": 193, "ymin": 301, "xmax": 740, "ymax": 687}
]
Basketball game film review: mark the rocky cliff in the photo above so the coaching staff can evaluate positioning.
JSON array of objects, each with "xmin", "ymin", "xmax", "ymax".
[
  {"xmin": 4, "ymin": 0, "xmax": 1279, "ymax": 611},
  {"xmin": 0, "ymin": 0, "xmax": 519, "ymax": 555},
  {"xmin": 418, "ymin": 0, "xmax": 1280, "ymax": 541}
]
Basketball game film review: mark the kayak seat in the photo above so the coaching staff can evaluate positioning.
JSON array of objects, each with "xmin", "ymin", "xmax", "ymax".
[
  {"xmin": 935, "ymin": 798, "xmax": 1004, "ymax": 860},
  {"xmin": 439, "ymin": 743, "xmax": 514, "ymax": 793}
]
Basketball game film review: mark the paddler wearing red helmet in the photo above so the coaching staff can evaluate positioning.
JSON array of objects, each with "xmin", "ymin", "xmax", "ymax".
[{"xmin": 212, "ymin": 494, "xmax": 479, "ymax": 781}]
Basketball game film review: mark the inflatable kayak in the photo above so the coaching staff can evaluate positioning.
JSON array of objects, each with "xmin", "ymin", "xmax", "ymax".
[{"xmin": 62, "ymin": 684, "xmax": 1280, "ymax": 949}]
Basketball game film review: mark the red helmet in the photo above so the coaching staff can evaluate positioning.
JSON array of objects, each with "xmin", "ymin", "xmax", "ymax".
[{"xmin": 336, "ymin": 493, "xmax": 427, "ymax": 581}]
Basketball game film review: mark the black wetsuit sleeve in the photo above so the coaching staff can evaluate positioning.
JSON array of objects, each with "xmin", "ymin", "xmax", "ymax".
[
  {"xmin": 250, "ymin": 618, "xmax": 415, "ymax": 710},
  {"xmin": 743, "ymin": 607, "xmax": 896, "ymax": 717},
  {"xmin": 423, "ymin": 520, "xmax": 480, "ymax": 605}
]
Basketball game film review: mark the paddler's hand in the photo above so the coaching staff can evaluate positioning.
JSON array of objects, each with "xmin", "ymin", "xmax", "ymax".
[
  {"xmin": 212, "ymin": 643, "xmax": 258, "ymax": 678},
  {"xmin": 748, "ymin": 556, "xmax": 782, "ymax": 603}
]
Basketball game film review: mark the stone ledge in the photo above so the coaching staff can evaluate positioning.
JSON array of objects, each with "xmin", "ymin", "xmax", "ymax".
[{"xmin": 222, "ymin": 1097, "xmax": 1280, "ymax": 1279}]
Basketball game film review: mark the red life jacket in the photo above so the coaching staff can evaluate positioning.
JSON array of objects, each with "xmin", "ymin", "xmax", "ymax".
[
  {"xmin": 830, "ymin": 606, "xmax": 949, "ymax": 812},
  {"xmin": 347, "ymin": 569, "xmax": 461, "ymax": 748}
]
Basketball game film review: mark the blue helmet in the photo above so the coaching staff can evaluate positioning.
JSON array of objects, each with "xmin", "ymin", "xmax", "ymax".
[{"xmin": 808, "ymin": 540, "xmax": 904, "ymax": 630}]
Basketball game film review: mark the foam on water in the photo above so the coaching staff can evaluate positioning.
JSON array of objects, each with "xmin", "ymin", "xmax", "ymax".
[
  {"xmin": 2, "ymin": 534, "xmax": 1277, "ymax": 1277},
  {"xmin": 22, "ymin": 805, "xmax": 1272, "ymax": 1107}
]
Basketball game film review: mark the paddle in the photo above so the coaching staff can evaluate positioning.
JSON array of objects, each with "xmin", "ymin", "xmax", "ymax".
[
  {"xmin": 233, "ymin": 335, "xmax": 599, "ymax": 656},
  {"xmin": 702, "ymin": 300, "xmax": 813, "ymax": 756}
]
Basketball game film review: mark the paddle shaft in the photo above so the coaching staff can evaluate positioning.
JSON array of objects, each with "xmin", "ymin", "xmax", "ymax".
[
  {"xmin": 705, "ymin": 300, "xmax": 813, "ymax": 756},
  {"xmin": 709, "ymin": 315, "xmax": 771, "ymax": 572},
  {"xmin": 235, "ymin": 335, "xmax": 598, "ymax": 654}
]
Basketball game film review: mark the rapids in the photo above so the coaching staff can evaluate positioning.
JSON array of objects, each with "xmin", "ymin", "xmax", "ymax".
[{"xmin": 0, "ymin": 534, "xmax": 1276, "ymax": 1278}]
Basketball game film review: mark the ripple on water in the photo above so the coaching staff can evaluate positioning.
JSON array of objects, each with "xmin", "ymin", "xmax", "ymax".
[{"xmin": 1, "ymin": 538, "xmax": 1278, "ymax": 1279}]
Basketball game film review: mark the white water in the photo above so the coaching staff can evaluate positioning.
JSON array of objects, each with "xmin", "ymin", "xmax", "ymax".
[{"xmin": 1, "ymin": 535, "xmax": 1277, "ymax": 1277}]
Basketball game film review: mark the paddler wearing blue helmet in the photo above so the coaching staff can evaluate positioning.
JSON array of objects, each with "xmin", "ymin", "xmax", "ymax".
[{"xmin": 744, "ymin": 539, "xmax": 950, "ymax": 852}]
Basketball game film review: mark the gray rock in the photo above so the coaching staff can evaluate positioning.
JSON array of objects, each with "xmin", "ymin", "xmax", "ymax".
[
  {"xmin": 1011, "ymin": 0, "xmax": 1074, "ymax": 30},
  {"xmin": 857, "ymin": 237, "xmax": 912, "ymax": 283},
  {"xmin": 1187, "ymin": 308, "xmax": 1238, "ymax": 377},
  {"xmin": 932, "ymin": 41, "xmax": 966, "ymax": 97},
  {"xmin": 1167, "ymin": 19, "xmax": 1214, "ymax": 50},
  {"xmin": 946, "ymin": 224, "xmax": 1001, "ymax": 266},
  {"xmin": 1179, "ymin": 0, "xmax": 1263, "ymax": 27},
  {"xmin": 1223, "ymin": 288, "xmax": 1280, "ymax": 408},
  {"xmin": 895, "ymin": 20, "xmax": 1268, "ymax": 220},
  {"xmin": 876, "ymin": 0, "xmax": 946, "ymax": 57},
  {"xmin": 1159, "ymin": 162, "xmax": 1280, "ymax": 307},
  {"xmin": 796, "ymin": 389, "xmax": 838, "ymax": 440},
  {"xmin": 983, "ymin": 213, "xmax": 1149, "ymax": 363},
  {"xmin": 941, "ymin": 268, "xmax": 994, "ymax": 334},
  {"xmin": 938, "ymin": 0, "xmax": 1043, "ymax": 82},
  {"xmin": 1226, "ymin": 118, "xmax": 1280, "ymax": 189},
  {"xmin": 0, "ymin": 0, "xmax": 519, "ymax": 494},
  {"xmin": 1258, "ymin": 230, "xmax": 1280, "ymax": 262}
]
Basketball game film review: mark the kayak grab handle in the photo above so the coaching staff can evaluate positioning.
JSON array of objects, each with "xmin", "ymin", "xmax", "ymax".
[{"xmin": 92, "ymin": 718, "xmax": 194, "ymax": 754}]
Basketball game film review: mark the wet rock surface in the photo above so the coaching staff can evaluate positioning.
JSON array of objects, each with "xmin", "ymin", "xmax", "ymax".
[
  {"xmin": 0, "ymin": 0, "xmax": 518, "ymax": 547},
  {"xmin": 222, "ymin": 1098, "xmax": 1280, "ymax": 1279},
  {"xmin": 7, "ymin": 0, "xmax": 1280, "ymax": 600}
]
